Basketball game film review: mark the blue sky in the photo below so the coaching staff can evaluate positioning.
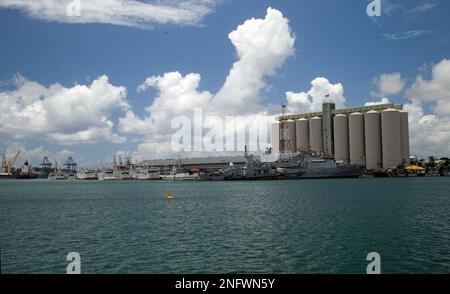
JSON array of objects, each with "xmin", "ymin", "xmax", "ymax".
[{"xmin": 1, "ymin": 0, "xmax": 449, "ymax": 166}]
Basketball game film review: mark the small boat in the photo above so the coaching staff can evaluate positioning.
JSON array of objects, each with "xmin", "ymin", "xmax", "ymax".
[
  {"xmin": 132, "ymin": 167, "xmax": 161, "ymax": 180},
  {"xmin": 113, "ymin": 169, "xmax": 132, "ymax": 180},
  {"xmin": 48, "ymin": 172, "xmax": 66, "ymax": 180},
  {"xmin": 98, "ymin": 170, "xmax": 117, "ymax": 181},
  {"xmin": 197, "ymin": 171, "xmax": 225, "ymax": 181},
  {"xmin": 76, "ymin": 169, "xmax": 99, "ymax": 180},
  {"xmin": 161, "ymin": 167, "xmax": 199, "ymax": 181}
]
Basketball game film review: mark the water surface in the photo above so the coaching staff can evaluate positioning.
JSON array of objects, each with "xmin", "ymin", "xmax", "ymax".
[{"xmin": 1, "ymin": 177, "xmax": 449, "ymax": 273}]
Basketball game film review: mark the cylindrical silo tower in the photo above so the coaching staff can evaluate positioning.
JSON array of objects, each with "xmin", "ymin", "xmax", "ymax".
[
  {"xmin": 364, "ymin": 110, "xmax": 382, "ymax": 171},
  {"xmin": 333, "ymin": 114, "xmax": 349, "ymax": 164},
  {"xmin": 287, "ymin": 120, "xmax": 297, "ymax": 153},
  {"xmin": 309, "ymin": 117, "xmax": 323, "ymax": 153},
  {"xmin": 271, "ymin": 122, "xmax": 280, "ymax": 154},
  {"xmin": 349, "ymin": 112, "xmax": 365, "ymax": 165},
  {"xmin": 381, "ymin": 109, "xmax": 402, "ymax": 169},
  {"xmin": 400, "ymin": 111, "xmax": 410, "ymax": 166},
  {"xmin": 296, "ymin": 118, "xmax": 310, "ymax": 153}
]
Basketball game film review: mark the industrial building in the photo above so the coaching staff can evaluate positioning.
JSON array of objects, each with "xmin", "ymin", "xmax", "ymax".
[{"xmin": 272, "ymin": 102, "xmax": 410, "ymax": 171}]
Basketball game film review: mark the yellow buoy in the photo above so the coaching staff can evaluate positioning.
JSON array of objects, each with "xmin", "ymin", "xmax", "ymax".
[{"xmin": 167, "ymin": 191, "xmax": 173, "ymax": 200}]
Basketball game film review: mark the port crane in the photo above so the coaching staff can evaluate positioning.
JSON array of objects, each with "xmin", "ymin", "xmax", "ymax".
[{"xmin": 0, "ymin": 151, "xmax": 21, "ymax": 175}]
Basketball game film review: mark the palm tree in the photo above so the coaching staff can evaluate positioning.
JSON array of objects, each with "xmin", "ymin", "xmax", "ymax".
[
  {"xmin": 428, "ymin": 156, "xmax": 436, "ymax": 168},
  {"xmin": 440, "ymin": 157, "xmax": 449, "ymax": 167}
]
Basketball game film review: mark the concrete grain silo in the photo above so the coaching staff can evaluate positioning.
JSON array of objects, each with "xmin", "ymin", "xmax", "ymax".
[
  {"xmin": 364, "ymin": 110, "xmax": 382, "ymax": 171},
  {"xmin": 288, "ymin": 120, "xmax": 297, "ymax": 153},
  {"xmin": 349, "ymin": 112, "xmax": 365, "ymax": 165},
  {"xmin": 333, "ymin": 114, "xmax": 349, "ymax": 164},
  {"xmin": 296, "ymin": 118, "xmax": 310, "ymax": 153},
  {"xmin": 309, "ymin": 117, "xmax": 323, "ymax": 153},
  {"xmin": 381, "ymin": 109, "xmax": 402, "ymax": 169},
  {"xmin": 400, "ymin": 112, "xmax": 410, "ymax": 165},
  {"xmin": 271, "ymin": 122, "xmax": 280, "ymax": 153}
]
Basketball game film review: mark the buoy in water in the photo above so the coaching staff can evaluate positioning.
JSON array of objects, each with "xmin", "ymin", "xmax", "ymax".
[{"xmin": 167, "ymin": 191, "xmax": 173, "ymax": 200}]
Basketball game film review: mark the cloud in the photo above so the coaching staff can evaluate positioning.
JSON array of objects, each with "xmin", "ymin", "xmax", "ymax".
[
  {"xmin": 376, "ymin": 59, "xmax": 450, "ymax": 157},
  {"xmin": 364, "ymin": 97, "xmax": 391, "ymax": 106},
  {"xmin": 407, "ymin": 59, "xmax": 450, "ymax": 117},
  {"xmin": 285, "ymin": 77, "xmax": 346, "ymax": 114},
  {"xmin": 118, "ymin": 7, "xmax": 294, "ymax": 157},
  {"xmin": 0, "ymin": 74, "xmax": 129, "ymax": 144},
  {"xmin": 403, "ymin": 102, "xmax": 450, "ymax": 157},
  {"xmin": 213, "ymin": 7, "xmax": 295, "ymax": 114},
  {"xmin": 405, "ymin": 3, "xmax": 437, "ymax": 18},
  {"xmin": 0, "ymin": 0, "xmax": 217, "ymax": 28},
  {"xmin": 382, "ymin": 30, "xmax": 433, "ymax": 40},
  {"xmin": 371, "ymin": 72, "xmax": 405, "ymax": 97},
  {"xmin": 121, "ymin": 71, "xmax": 214, "ymax": 136}
]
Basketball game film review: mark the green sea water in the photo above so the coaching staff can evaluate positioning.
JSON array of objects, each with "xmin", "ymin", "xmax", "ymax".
[{"xmin": 1, "ymin": 177, "xmax": 449, "ymax": 274}]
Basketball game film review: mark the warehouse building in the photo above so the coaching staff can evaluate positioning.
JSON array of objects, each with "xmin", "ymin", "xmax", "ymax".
[{"xmin": 272, "ymin": 102, "xmax": 410, "ymax": 171}]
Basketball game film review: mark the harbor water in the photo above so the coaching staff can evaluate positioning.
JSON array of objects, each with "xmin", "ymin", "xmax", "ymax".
[{"xmin": 1, "ymin": 177, "xmax": 449, "ymax": 274}]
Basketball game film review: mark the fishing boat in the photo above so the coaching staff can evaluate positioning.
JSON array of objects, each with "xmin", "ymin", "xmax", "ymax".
[
  {"xmin": 113, "ymin": 169, "xmax": 132, "ymax": 180},
  {"xmin": 161, "ymin": 166, "xmax": 199, "ymax": 181},
  {"xmin": 76, "ymin": 169, "xmax": 99, "ymax": 180},
  {"xmin": 98, "ymin": 169, "xmax": 117, "ymax": 181},
  {"xmin": 132, "ymin": 167, "xmax": 161, "ymax": 180},
  {"xmin": 48, "ymin": 172, "xmax": 66, "ymax": 180}
]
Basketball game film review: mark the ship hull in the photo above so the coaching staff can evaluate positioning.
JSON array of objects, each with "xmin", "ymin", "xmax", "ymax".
[
  {"xmin": 300, "ymin": 166, "xmax": 364, "ymax": 179},
  {"xmin": 16, "ymin": 174, "xmax": 37, "ymax": 179}
]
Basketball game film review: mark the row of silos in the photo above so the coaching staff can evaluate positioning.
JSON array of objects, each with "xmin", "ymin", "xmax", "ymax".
[
  {"xmin": 272, "ymin": 108, "xmax": 410, "ymax": 170},
  {"xmin": 333, "ymin": 108, "xmax": 410, "ymax": 170}
]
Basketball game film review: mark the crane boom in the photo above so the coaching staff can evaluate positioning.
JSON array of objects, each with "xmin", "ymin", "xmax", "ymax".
[{"xmin": 7, "ymin": 151, "xmax": 21, "ymax": 174}]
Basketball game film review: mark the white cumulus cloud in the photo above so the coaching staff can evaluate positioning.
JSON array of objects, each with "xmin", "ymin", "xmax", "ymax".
[
  {"xmin": 0, "ymin": 74, "xmax": 129, "ymax": 144},
  {"xmin": 374, "ymin": 59, "xmax": 450, "ymax": 157},
  {"xmin": 407, "ymin": 59, "xmax": 450, "ymax": 117},
  {"xmin": 372, "ymin": 72, "xmax": 405, "ymax": 97},
  {"xmin": 118, "ymin": 7, "xmax": 294, "ymax": 158},
  {"xmin": 213, "ymin": 7, "xmax": 295, "ymax": 114},
  {"xmin": 286, "ymin": 77, "xmax": 346, "ymax": 114}
]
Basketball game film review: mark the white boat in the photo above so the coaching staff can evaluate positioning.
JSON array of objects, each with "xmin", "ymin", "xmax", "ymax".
[
  {"xmin": 48, "ymin": 172, "xmax": 66, "ymax": 180},
  {"xmin": 132, "ymin": 167, "xmax": 161, "ymax": 180},
  {"xmin": 113, "ymin": 169, "xmax": 132, "ymax": 180},
  {"xmin": 76, "ymin": 169, "xmax": 99, "ymax": 180},
  {"xmin": 98, "ymin": 170, "xmax": 117, "ymax": 181},
  {"xmin": 161, "ymin": 167, "xmax": 199, "ymax": 181}
]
